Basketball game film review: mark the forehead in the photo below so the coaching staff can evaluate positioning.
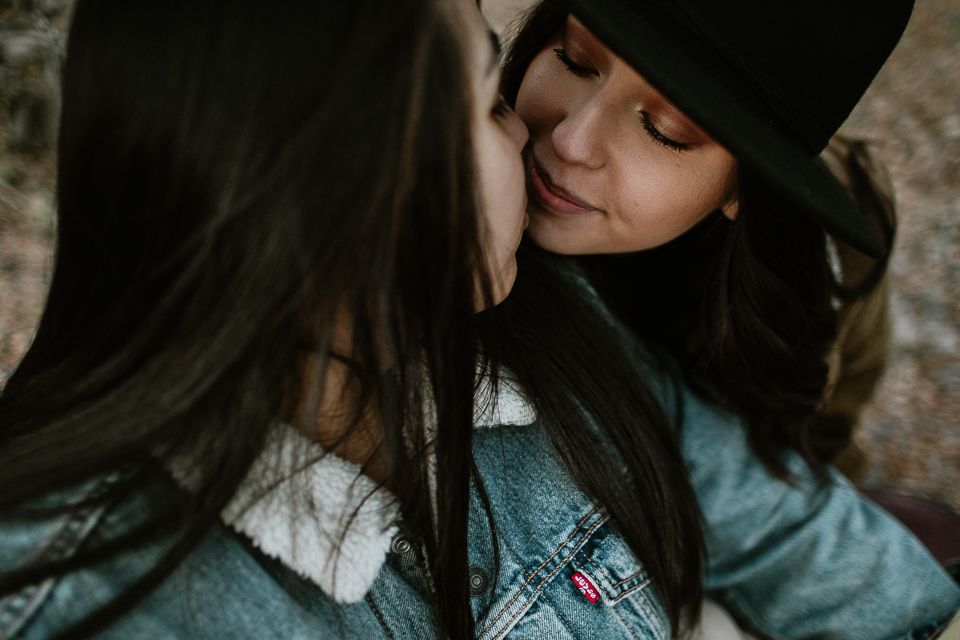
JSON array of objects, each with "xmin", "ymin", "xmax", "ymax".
[{"xmin": 453, "ymin": 0, "xmax": 498, "ymax": 78}]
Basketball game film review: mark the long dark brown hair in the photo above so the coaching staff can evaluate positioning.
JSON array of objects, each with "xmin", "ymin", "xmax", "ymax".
[
  {"xmin": 0, "ymin": 0, "xmax": 489, "ymax": 636},
  {"xmin": 0, "ymin": 0, "xmax": 705, "ymax": 638},
  {"xmin": 500, "ymin": 0, "xmax": 896, "ymax": 478}
]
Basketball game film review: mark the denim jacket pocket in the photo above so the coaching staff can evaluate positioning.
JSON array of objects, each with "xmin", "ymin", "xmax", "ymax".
[{"xmin": 569, "ymin": 523, "xmax": 669, "ymax": 640}]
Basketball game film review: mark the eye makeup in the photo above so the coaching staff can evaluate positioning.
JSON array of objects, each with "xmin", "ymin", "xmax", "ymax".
[
  {"xmin": 557, "ymin": 16, "xmax": 707, "ymax": 154},
  {"xmin": 639, "ymin": 111, "xmax": 691, "ymax": 152},
  {"xmin": 554, "ymin": 48, "xmax": 596, "ymax": 78}
]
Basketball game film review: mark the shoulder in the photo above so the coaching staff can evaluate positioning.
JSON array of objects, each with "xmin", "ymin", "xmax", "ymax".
[
  {"xmin": 0, "ymin": 471, "xmax": 126, "ymax": 580},
  {"xmin": 0, "ymin": 469, "xmax": 357, "ymax": 639}
]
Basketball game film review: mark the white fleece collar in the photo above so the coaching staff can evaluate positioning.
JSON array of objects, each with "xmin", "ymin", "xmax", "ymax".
[
  {"xmin": 212, "ymin": 371, "xmax": 536, "ymax": 604},
  {"xmin": 220, "ymin": 425, "xmax": 399, "ymax": 603}
]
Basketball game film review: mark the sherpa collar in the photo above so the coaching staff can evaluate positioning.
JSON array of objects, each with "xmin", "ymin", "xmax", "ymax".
[{"xmin": 218, "ymin": 373, "xmax": 536, "ymax": 603}]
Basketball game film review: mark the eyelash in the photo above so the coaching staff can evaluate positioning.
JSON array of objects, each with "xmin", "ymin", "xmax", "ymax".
[
  {"xmin": 640, "ymin": 112, "xmax": 689, "ymax": 152},
  {"xmin": 554, "ymin": 48, "xmax": 688, "ymax": 153},
  {"xmin": 554, "ymin": 48, "xmax": 595, "ymax": 78},
  {"xmin": 492, "ymin": 95, "xmax": 511, "ymax": 118}
]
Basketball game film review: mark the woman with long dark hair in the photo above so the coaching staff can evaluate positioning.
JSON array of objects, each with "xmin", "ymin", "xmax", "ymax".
[
  {"xmin": 500, "ymin": 0, "xmax": 898, "ymax": 482},
  {"xmin": 0, "ymin": 0, "xmax": 537, "ymax": 636},
  {"xmin": 0, "ymin": 0, "xmax": 956, "ymax": 639},
  {"xmin": 0, "ymin": 0, "xmax": 724, "ymax": 636},
  {"xmin": 491, "ymin": 0, "xmax": 960, "ymax": 637}
]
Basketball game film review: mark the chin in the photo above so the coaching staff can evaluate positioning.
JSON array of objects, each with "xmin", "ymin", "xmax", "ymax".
[{"xmin": 525, "ymin": 215, "xmax": 588, "ymax": 255}]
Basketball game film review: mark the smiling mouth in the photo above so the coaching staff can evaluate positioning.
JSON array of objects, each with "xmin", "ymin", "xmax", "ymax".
[{"xmin": 526, "ymin": 154, "xmax": 599, "ymax": 216}]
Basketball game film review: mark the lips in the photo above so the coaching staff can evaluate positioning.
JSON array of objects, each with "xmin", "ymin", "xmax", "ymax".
[{"xmin": 526, "ymin": 154, "xmax": 599, "ymax": 216}]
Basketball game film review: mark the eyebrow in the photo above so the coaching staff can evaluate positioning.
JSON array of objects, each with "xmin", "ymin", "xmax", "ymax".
[{"xmin": 486, "ymin": 27, "xmax": 501, "ymax": 75}]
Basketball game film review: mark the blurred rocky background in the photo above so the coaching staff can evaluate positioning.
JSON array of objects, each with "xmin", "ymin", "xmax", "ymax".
[
  {"xmin": 0, "ymin": 0, "xmax": 65, "ymax": 384},
  {"xmin": 1, "ymin": 0, "xmax": 958, "ymax": 509},
  {"xmin": 840, "ymin": 0, "xmax": 960, "ymax": 511}
]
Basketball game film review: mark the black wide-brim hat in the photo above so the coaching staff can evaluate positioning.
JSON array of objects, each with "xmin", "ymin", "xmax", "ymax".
[{"xmin": 564, "ymin": 0, "xmax": 914, "ymax": 258}]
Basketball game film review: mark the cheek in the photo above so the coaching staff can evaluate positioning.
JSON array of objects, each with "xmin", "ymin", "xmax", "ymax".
[
  {"xmin": 602, "ymin": 151, "xmax": 737, "ymax": 250},
  {"xmin": 477, "ymin": 132, "xmax": 525, "ymax": 232},
  {"xmin": 474, "ymin": 128, "xmax": 525, "ymax": 296},
  {"xmin": 515, "ymin": 53, "xmax": 566, "ymax": 134},
  {"xmin": 614, "ymin": 161, "xmax": 704, "ymax": 221}
]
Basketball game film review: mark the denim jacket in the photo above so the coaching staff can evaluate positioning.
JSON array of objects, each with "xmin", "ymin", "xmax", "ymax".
[{"xmin": 2, "ymin": 364, "xmax": 958, "ymax": 640}]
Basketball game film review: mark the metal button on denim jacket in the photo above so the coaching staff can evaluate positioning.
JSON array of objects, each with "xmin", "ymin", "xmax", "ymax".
[{"xmin": 1, "ymin": 371, "xmax": 959, "ymax": 639}]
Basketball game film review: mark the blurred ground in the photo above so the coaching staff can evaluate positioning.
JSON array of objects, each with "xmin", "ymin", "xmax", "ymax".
[
  {"xmin": 0, "ymin": 0, "xmax": 63, "ymax": 383},
  {"xmin": 1, "ymin": 0, "xmax": 958, "ymax": 509}
]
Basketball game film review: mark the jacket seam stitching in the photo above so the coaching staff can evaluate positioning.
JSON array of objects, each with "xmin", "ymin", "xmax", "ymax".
[
  {"xmin": 572, "ymin": 555, "xmax": 651, "ymax": 605},
  {"xmin": 536, "ymin": 585, "xmax": 582, "ymax": 639},
  {"xmin": 606, "ymin": 578, "xmax": 652, "ymax": 605},
  {"xmin": 612, "ymin": 605, "xmax": 643, "ymax": 640},
  {"xmin": 487, "ymin": 515, "xmax": 606, "ymax": 640},
  {"xmin": 635, "ymin": 588, "xmax": 668, "ymax": 640},
  {"xmin": 364, "ymin": 594, "xmax": 395, "ymax": 640},
  {"xmin": 478, "ymin": 507, "xmax": 600, "ymax": 636},
  {"xmin": 501, "ymin": 544, "xmax": 530, "ymax": 580},
  {"xmin": 0, "ymin": 474, "xmax": 120, "ymax": 636},
  {"xmin": 578, "ymin": 549, "xmax": 646, "ymax": 589}
]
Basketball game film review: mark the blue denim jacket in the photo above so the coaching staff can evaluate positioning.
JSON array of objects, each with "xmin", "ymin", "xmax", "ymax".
[{"xmin": 1, "ymin": 365, "xmax": 957, "ymax": 640}]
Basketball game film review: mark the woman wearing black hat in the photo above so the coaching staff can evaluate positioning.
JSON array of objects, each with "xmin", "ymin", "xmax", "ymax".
[
  {"xmin": 493, "ymin": 0, "xmax": 960, "ymax": 637},
  {"xmin": 0, "ymin": 0, "xmax": 955, "ymax": 637},
  {"xmin": 501, "ymin": 0, "xmax": 901, "ymax": 484}
]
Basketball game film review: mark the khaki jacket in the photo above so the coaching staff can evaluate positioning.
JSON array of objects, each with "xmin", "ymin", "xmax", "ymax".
[{"xmin": 820, "ymin": 136, "xmax": 894, "ymax": 480}]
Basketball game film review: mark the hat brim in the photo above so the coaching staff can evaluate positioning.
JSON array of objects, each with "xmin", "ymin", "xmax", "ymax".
[{"xmin": 565, "ymin": 0, "xmax": 887, "ymax": 258}]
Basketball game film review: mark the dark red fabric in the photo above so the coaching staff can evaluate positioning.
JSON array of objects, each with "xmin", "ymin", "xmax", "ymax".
[{"xmin": 864, "ymin": 491, "xmax": 960, "ymax": 567}]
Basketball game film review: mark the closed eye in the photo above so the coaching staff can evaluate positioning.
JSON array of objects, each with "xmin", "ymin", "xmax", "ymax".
[
  {"xmin": 554, "ymin": 48, "xmax": 597, "ymax": 79},
  {"xmin": 492, "ymin": 95, "xmax": 512, "ymax": 118},
  {"xmin": 639, "ymin": 112, "xmax": 689, "ymax": 152}
]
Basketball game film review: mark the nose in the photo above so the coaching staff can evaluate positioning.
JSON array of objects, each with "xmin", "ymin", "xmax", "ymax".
[{"xmin": 551, "ymin": 96, "xmax": 606, "ymax": 169}]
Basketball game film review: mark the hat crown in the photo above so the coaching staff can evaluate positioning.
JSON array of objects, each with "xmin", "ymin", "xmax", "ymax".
[{"xmin": 653, "ymin": 0, "xmax": 914, "ymax": 151}]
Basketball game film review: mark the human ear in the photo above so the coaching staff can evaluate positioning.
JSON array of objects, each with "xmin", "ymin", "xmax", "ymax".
[{"xmin": 721, "ymin": 198, "xmax": 739, "ymax": 221}]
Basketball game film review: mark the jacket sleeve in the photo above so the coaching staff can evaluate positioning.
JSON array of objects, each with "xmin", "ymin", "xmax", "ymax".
[{"xmin": 677, "ymin": 380, "xmax": 960, "ymax": 640}]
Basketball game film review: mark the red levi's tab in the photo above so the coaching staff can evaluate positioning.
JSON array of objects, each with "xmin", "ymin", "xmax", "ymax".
[{"xmin": 571, "ymin": 572, "xmax": 599, "ymax": 603}]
